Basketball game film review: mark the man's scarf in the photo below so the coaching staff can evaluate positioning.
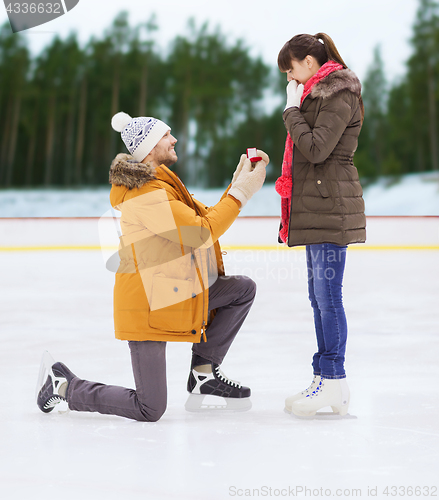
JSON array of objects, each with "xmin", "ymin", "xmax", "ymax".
[{"xmin": 275, "ymin": 60, "xmax": 344, "ymax": 244}]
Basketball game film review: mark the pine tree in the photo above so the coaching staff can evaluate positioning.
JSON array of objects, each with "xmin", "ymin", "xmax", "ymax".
[
  {"xmin": 407, "ymin": 0, "xmax": 439, "ymax": 171},
  {"xmin": 356, "ymin": 45, "xmax": 388, "ymax": 178},
  {"xmin": 0, "ymin": 23, "xmax": 30, "ymax": 187}
]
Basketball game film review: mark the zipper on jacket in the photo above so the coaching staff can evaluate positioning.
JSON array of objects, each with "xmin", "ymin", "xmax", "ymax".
[
  {"xmin": 162, "ymin": 167, "xmax": 209, "ymax": 343},
  {"xmin": 287, "ymin": 146, "xmax": 295, "ymax": 245},
  {"xmin": 193, "ymin": 251, "xmax": 208, "ymax": 342},
  {"xmin": 291, "ymin": 146, "xmax": 295, "ymax": 199},
  {"xmin": 131, "ymin": 243, "xmax": 139, "ymax": 273}
]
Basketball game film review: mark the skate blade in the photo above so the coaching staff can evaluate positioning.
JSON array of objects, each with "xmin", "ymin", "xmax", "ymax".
[
  {"xmin": 35, "ymin": 350, "xmax": 56, "ymax": 402},
  {"xmin": 291, "ymin": 411, "xmax": 357, "ymax": 420},
  {"xmin": 185, "ymin": 394, "xmax": 252, "ymax": 413}
]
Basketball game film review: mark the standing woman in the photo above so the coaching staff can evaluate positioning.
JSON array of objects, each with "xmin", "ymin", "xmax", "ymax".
[{"xmin": 275, "ymin": 33, "xmax": 366, "ymax": 417}]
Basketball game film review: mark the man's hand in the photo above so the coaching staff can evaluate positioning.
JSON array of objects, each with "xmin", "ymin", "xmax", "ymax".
[
  {"xmin": 255, "ymin": 149, "xmax": 270, "ymax": 165},
  {"xmin": 228, "ymin": 158, "xmax": 267, "ymax": 208},
  {"xmin": 231, "ymin": 154, "xmax": 247, "ymax": 185},
  {"xmin": 231, "ymin": 150, "xmax": 270, "ymax": 185}
]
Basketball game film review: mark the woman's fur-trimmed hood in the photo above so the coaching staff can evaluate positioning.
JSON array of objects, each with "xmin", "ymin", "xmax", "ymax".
[
  {"xmin": 310, "ymin": 68, "xmax": 361, "ymax": 100},
  {"xmin": 109, "ymin": 153, "xmax": 156, "ymax": 189}
]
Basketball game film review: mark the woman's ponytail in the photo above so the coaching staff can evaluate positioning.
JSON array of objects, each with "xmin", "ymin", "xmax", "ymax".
[
  {"xmin": 314, "ymin": 33, "xmax": 364, "ymax": 123},
  {"xmin": 314, "ymin": 33, "xmax": 347, "ymax": 69}
]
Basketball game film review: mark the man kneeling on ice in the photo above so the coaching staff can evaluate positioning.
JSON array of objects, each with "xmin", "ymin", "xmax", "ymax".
[{"xmin": 36, "ymin": 111, "xmax": 269, "ymax": 421}]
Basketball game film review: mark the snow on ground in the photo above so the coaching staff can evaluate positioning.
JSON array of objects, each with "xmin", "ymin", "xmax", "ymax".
[
  {"xmin": 362, "ymin": 171, "xmax": 439, "ymax": 216},
  {"xmin": 0, "ymin": 215, "xmax": 438, "ymax": 499},
  {"xmin": 1, "ymin": 171, "xmax": 439, "ymax": 217}
]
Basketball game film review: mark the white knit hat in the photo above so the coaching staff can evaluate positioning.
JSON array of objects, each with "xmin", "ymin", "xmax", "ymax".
[{"xmin": 111, "ymin": 112, "xmax": 171, "ymax": 162}]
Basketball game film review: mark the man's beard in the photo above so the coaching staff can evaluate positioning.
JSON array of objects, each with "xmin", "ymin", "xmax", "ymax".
[
  {"xmin": 159, "ymin": 157, "xmax": 176, "ymax": 168},
  {"xmin": 156, "ymin": 152, "xmax": 177, "ymax": 168}
]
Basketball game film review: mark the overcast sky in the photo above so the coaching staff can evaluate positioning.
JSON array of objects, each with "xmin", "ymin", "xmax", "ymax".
[{"xmin": 1, "ymin": 0, "xmax": 419, "ymax": 84}]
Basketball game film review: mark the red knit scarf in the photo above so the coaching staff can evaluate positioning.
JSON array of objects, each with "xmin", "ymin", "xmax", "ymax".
[{"xmin": 275, "ymin": 60, "xmax": 344, "ymax": 243}]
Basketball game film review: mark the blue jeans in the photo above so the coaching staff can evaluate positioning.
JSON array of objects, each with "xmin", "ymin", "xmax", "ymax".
[{"xmin": 306, "ymin": 244, "xmax": 348, "ymax": 379}]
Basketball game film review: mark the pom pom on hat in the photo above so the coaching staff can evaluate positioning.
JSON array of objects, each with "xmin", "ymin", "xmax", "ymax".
[{"xmin": 111, "ymin": 112, "xmax": 132, "ymax": 132}]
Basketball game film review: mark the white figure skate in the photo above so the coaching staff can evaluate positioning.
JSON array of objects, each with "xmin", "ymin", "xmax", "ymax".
[
  {"xmin": 291, "ymin": 377, "xmax": 351, "ymax": 418},
  {"xmin": 284, "ymin": 375, "xmax": 322, "ymax": 413}
]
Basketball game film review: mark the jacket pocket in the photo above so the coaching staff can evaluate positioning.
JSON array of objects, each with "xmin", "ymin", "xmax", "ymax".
[
  {"xmin": 302, "ymin": 166, "xmax": 335, "ymax": 212},
  {"xmin": 314, "ymin": 165, "xmax": 331, "ymax": 197},
  {"xmin": 148, "ymin": 275, "xmax": 194, "ymax": 332}
]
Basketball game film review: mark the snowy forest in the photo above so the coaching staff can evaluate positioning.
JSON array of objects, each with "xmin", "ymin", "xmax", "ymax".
[{"xmin": 0, "ymin": 0, "xmax": 438, "ymax": 188}]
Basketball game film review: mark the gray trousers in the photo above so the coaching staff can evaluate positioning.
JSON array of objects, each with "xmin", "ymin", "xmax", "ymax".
[{"xmin": 67, "ymin": 276, "xmax": 256, "ymax": 422}]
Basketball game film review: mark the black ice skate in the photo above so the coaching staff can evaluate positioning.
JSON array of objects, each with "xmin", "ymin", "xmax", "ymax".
[
  {"xmin": 36, "ymin": 351, "xmax": 76, "ymax": 413},
  {"xmin": 185, "ymin": 362, "xmax": 251, "ymax": 412}
]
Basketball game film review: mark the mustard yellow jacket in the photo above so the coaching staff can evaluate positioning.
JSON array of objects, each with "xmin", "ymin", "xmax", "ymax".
[{"xmin": 109, "ymin": 154, "xmax": 240, "ymax": 343}]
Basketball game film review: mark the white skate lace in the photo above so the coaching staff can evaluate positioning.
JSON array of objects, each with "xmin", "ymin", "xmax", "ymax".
[
  {"xmin": 307, "ymin": 379, "xmax": 324, "ymax": 398},
  {"xmin": 214, "ymin": 366, "xmax": 241, "ymax": 388},
  {"xmin": 302, "ymin": 380, "xmax": 315, "ymax": 395},
  {"xmin": 43, "ymin": 395, "xmax": 64, "ymax": 409}
]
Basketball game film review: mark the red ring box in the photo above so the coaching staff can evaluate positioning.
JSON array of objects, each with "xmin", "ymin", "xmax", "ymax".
[{"xmin": 247, "ymin": 148, "xmax": 262, "ymax": 163}]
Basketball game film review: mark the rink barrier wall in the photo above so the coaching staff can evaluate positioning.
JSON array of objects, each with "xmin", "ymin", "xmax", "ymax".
[{"xmin": 0, "ymin": 216, "xmax": 438, "ymax": 251}]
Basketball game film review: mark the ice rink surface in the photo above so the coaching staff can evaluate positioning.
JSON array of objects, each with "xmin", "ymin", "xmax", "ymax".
[{"xmin": 1, "ymin": 219, "xmax": 439, "ymax": 499}]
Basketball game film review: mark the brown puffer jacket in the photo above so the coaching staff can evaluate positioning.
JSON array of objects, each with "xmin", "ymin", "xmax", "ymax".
[
  {"xmin": 283, "ymin": 68, "xmax": 366, "ymax": 247},
  {"xmin": 109, "ymin": 154, "xmax": 240, "ymax": 343}
]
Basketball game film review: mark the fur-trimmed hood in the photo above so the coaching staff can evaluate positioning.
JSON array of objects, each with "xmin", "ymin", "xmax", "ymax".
[
  {"xmin": 109, "ymin": 153, "xmax": 156, "ymax": 189},
  {"xmin": 310, "ymin": 68, "xmax": 361, "ymax": 100}
]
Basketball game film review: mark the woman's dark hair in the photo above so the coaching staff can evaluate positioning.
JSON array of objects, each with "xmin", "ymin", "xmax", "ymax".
[
  {"xmin": 277, "ymin": 32, "xmax": 364, "ymax": 123},
  {"xmin": 277, "ymin": 33, "xmax": 347, "ymax": 72}
]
